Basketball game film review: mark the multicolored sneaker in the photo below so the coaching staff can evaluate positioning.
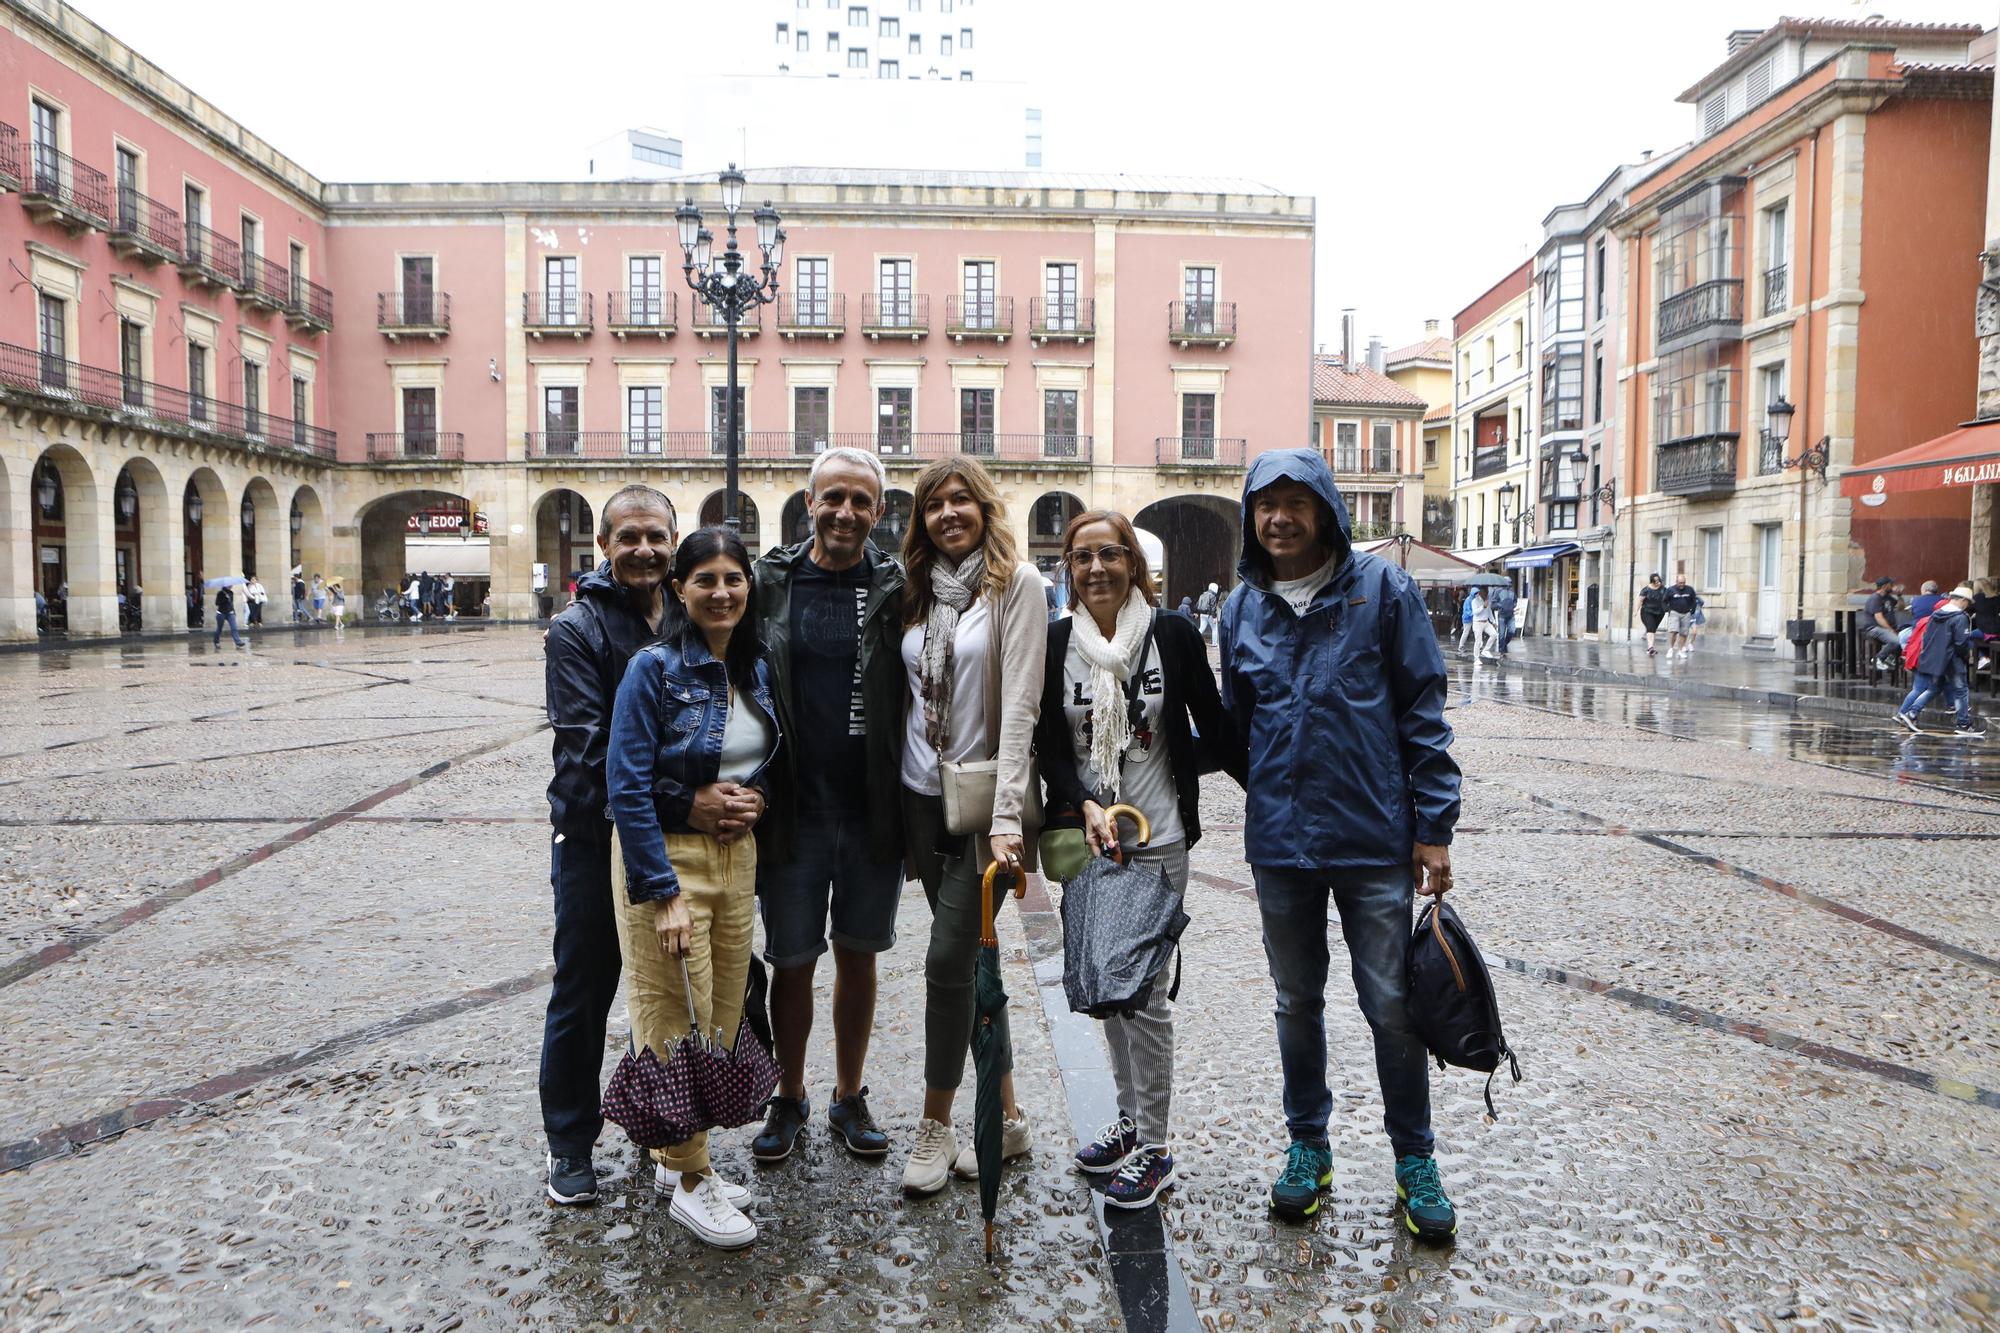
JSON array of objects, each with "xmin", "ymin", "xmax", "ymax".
[
  {"xmin": 1395, "ymin": 1154, "xmax": 1457, "ymax": 1242},
  {"xmin": 1103, "ymin": 1145, "xmax": 1176, "ymax": 1210},
  {"xmin": 1268, "ymin": 1140, "xmax": 1333, "ymax": 1221},
  {"xmin": 1074, "ymin": 1116, "xmax": 1140, "ymax": 1175}
]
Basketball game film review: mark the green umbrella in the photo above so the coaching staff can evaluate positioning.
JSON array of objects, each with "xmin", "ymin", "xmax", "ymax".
[{"xmin": 975, "ymin": 861, "xmax": 1021, "ymax": 1259}]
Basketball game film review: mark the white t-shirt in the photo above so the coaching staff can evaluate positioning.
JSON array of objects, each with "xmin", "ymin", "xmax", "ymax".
[
  {"xmin": 899, "ymin": 601, "xmax": 993, "ymax": 795},
  {"xmin": 1271, "ymin": 555, "xmax": 1338, "ymax": 618},
  {"xmin": 1061, "ymin": 628, "xmax": 1184, "ymax": 848},
  {"xmin": 718, "ymin": 686, "xmax": 776, "ymax": 783}
]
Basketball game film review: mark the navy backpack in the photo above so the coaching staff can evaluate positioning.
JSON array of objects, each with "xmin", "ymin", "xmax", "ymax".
[{"xmin": 1406, "ymin": 898, "xmax": 1522, "ymax": 1118}]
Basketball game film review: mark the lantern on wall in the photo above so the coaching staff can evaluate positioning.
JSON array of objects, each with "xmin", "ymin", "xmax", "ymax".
[
  {"xmin": 290, "ymin": 498, "xmax": 303, "ymax": 536},
  {"xmin": 185, "ymin": 488, "xmax": 204, "ymax": 526},
  {"xmin": 116, "ymin": 472, "xmax": 138, "ymax": 525},
  {"xmin": 36, "ymin": 460, "xmax": 61, "ymax": 518}
]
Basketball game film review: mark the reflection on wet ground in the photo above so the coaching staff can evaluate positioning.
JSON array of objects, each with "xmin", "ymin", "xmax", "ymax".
[{"xmin": 1, "ymin": 628, "xmax": 1997, "ymax": 1330}]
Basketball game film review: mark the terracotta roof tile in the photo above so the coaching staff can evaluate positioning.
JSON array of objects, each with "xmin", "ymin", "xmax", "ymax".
[
  {"xmin": 1312, "ymin": 356, "xmax": 1428, "ymax": 409},
  {"xmin": 1423, "ymin": 402, "xmax": 1452, "ymax": 423},
  {"xmin": 1385, "ymin": 335, "xmax": 1451, "ymax": 367}
]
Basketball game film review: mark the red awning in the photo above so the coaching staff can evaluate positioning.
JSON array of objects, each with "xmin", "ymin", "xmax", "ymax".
[{"xmin": 1840, "ymin": 421, "xmax": 2000, "ymax": 498}]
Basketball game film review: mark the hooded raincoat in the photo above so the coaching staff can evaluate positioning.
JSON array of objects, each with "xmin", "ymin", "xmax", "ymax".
[{"xmin": 1218, "ymin": 448, "xmax": 1460, "ymax": 870}]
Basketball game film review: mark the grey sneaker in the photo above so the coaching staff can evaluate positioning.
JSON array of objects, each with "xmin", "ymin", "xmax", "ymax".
[{"xmin": 1895, "ymin": 711, "xmax": 1923, "ymax": 734}]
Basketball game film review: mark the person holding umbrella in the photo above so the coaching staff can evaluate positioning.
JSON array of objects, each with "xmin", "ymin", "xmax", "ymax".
[
  {"xmin": 896, "ymin": 455, "xmax": 1048, "ymax": 1197},
  {"xmin": 607, "ymin": 526, "xmax": 777, "ymax": 1249},
  {"xmin": 1037, "ymin": 509, "xmax": 1244, "ymax": 1208}
]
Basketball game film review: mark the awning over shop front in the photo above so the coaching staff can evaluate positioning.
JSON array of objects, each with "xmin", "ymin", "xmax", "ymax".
[
  {"xmin": 1447, "ymin": 544, "xmax": 1521, "ymax": 569},
  {"xmin": 1353, "ymin": 538, "xmax": 1486, "ymax": 586},
  {"xmin": 1839, "ymin": 421, "xmax": 2000, "ymax": 498},
  {"xmin": 1502, "ymin": 541, "xmax": 1582, "ymax": 570}
]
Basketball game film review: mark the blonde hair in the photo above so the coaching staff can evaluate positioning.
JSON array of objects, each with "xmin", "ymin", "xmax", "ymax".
[{"xmin": 902, "ymin": 454, "xmax": 1019, "ymax": 628}]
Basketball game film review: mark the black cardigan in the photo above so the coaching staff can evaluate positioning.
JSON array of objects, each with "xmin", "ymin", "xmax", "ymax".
[{"xmin": 1037, "ymin": 610, "xmax": 1246, "ymax": 849}]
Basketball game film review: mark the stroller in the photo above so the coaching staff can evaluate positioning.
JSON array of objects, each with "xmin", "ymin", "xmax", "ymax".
[{"xmin": 374, "ymin": 589, "xmax": 404, "ymax": 622}]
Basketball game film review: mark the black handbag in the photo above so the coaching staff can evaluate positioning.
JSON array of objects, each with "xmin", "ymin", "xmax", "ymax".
[{"xmin": 1406, "ymin": 897, "xmax": 1522, "ymax": 1118}]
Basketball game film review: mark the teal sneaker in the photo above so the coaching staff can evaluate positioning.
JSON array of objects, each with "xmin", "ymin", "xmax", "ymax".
[
  {"xmin": 1269, "ymin": 1141, "xmax": 1333, "ymax": 1221},
  {"xmin": 1395, "ymin": 1154, "xmax": 1457, "ymax": 1242}
]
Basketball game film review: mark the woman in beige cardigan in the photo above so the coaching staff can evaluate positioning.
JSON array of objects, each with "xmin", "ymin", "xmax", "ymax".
[{"xmin": 896, "ymin": 454, "xmax": 1047, "ymax": 1196}]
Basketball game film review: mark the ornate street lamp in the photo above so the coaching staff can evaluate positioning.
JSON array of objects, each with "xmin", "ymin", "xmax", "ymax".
[
  {"xmin": 116, "ymin": 473, "xmax": 138, "ymax": 526},
  {"xmin": 36, "ymin": 460, "xmax": 59, "ymax": 518},
  {"xmin": 677, "ymin": 164, "xmax": 783, "ymax": 530},
  {"xmin": 185, "ymin": 488, "xmax": 203, "ymax": 527},
  {"xmin": 1770, "ymin": 394, "xmax": 1830, "ymax": 656},
  {"xmin": 290, "ymin": 499, "xmax": 303, "ymax": 536},
  {"xmin": 557, "ymin": 503, "xmax": 572, "ymax": 540},
  {"xmin": 241, "ymin": 494, "xmax": 256, "ymax": 532}
]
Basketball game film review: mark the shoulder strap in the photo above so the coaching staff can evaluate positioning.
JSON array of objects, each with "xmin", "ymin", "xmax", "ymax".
[{"xmin": 1122, "ymin": 612, "xmax": 1160, "ymax": 707}]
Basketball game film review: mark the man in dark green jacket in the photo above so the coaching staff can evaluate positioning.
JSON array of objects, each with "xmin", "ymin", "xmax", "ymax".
[{"xmin": 750, "ymin": 447, "xmax": 908, "ymax": 1165}]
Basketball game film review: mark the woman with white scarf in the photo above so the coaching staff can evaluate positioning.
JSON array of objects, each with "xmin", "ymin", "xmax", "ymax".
[
  {"xmin": 896, "ymin": 456, "xmax": 1048, "ymax": 1197},
  {"xmin": 1036, "ymin": 510, "xmax": 1245, "ymax": 1211}
]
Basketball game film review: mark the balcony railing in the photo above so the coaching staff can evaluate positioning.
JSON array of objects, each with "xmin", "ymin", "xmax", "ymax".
[
  {"xmin": 178, "ymin": 224, "xmax": 241, "ymax": 288},
  {"xmin": 288, "ymin": 275, "xmax": 334, "ymax": 332},
  {"xmin": 1333, "ymin": 448, "xmax": 1398, "ymax": 475},
  {"xmin": 1169, "ymin": 300, "xmax": 1237, "ymax": 347},
  {"xmin": 0, "ymin": 123, "xmax": 19, "ymax": 192},
  {"xmin": 777, "ymin": 292, "xmax": 845, "ymax": 336},
  {"xmin": 1155, "ymin": 436, "xmax": 1247, "ymax": 467},
  {"xmin": 0, "ymin": 338, "xmax": 335, "ymax": 458},
  {"xmin": 1762, "ymin": 265, "xmax": 1788, "ymax": 317},
  {"xmin": 1656, "ymin": 277, "xmax": 1743, "ymax": 348},
  {"xmin": 109, "ymin": 187, "xmax": 182, "ymax": 264},
  {"xmin": 238, "ymin": 253, "xmax": 292, "ymax": 311},
  {"xmin": 690, "ymin": 301, "xmax": 763, "ymax": 336},
  {"xmin": 861, "ymin": 293, "xmax": 929, "ymax": 338},
  {"xmin": 1655, "ymin": 434, "xmax": 1739, "ymax": 498},
  {"xmin": 607, "ymin": 290, "xmax": 677, "ymax": 334},
  {"xmin": 1029, "ymin": 296, "xmax": 1095, "ymax": 342},
  {"xmin": 524, "ymin": 291, "xmax": 593, "ymax": 335},
  {"xmin": 1470, "ymin": 446, "xmax": 1509, "ymax": 479},
  {"xmin": 367, "ymin": 431, "xmax": 465, "ymax": 461},
  {"xmin": 946, "ymin": 295, "xmax": 1014, "ymax": 339},
  {"xmin": 21, "ymin": 144, "xmax": 109, "ymax": 231},
  {"xmin": 520, "ymin": 429, "xmax": 1091, "ymax": 463},
  {"xmin": 378, "ymin": 291, "xmax": 451, "ymax": 338}
]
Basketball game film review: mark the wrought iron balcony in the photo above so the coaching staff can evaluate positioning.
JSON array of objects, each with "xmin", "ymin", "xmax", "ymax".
[
  {"xmin": 109, "ymin": 187, "xmax": 182, "ymax": 265},
  {"xmin": 524, "ymin": 291, "xmax": 593, "ymax": 337},
  {"xmin": 861, "ymin": 293, "xmax": 929, "ymax": 339},
  {"xmin": 1762, "ymin": 264, "xmax": 1788, "ymax": 317},
  {"xmin": 378, "ymin": 291, "xmax": 450, "ymax": 340},
  {"xmin": 177, "ymin": 223, "xmax": 241, "ymax": 289},
  {"xmin": 287, "ymin": 275, "xmax": 334, "ymax": 333},
  {"xmin": 1154, "ymin": 435, "xmax": 1247, "ymax": 468},
  {"xmin": 0, "ymin": 123, "xmax": 18, "ymax": 192},
  {"xmin": 777, "ymin": 292, "xmax": 846, "ymax": 338},
  {"xmin": 1470, "ymin": 446, "xmax": 1509, "ymax": 479},
  {"xmin": 1655, "ymin": 434, "xmax": 1739, "ymax": 498},
  {"xmin": 1029, "ymin": 296, "xmax": 1094, "ymax": 343},
  {"xmin": 0, "ymin": 338, "xmax": 335, "ymax": 458},
  {"xmin": 367, "ymin": 431, "xmax": 465, "ymax": 461},
  {"xmin": 607, "ymin": 290, "xmax": 676, "ymax": 337},
  {"xmin": 690, "ymin": 300, "xmax": 762, "ymax": 337},
  {"xmin": 1169, "ymin": 300, "xmax": 1236, "ymax": 348},
  {"xmin": 238, "ymin": 253, "xmax": 292, "ymax": 312},
  {"xmin": 1656, "ymin": 277, "xmax": 1743, "ymax": 351},
  {"xmin": 21, "ymin": 145, "xmax": 110, "ymax": 233},
  {"xmin": 946, "ymin": 295, "xmax": 1013, "ymax": 340}
]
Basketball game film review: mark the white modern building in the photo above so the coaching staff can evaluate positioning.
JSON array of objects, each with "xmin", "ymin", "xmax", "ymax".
[{"xmin": 759, "ymin": 0, "xmax": 988, "ymax": 81}]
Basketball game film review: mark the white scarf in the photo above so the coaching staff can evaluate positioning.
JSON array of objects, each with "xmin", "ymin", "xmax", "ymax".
[
  {"xmin": 920, "ymin": 550, "xmax": 987, "ymax": 752},
  {"xmin": 1072, "ymin": 588, "xmax": 1152, "ymax": 797}
]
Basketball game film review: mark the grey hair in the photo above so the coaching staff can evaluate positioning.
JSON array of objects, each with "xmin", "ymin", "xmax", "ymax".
[
  {"xmin": 807, "ymin": 446, "xmax": 887, "ymax": 505},
  {"xmin": 597, "ymin": 484, "xmax": 676, "ymax": 541}
]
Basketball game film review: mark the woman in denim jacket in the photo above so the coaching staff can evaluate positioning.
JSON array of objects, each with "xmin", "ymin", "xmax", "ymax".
[{"xmin": 607, "ymin": 526, "xmax": 778, "ymax": 1250}]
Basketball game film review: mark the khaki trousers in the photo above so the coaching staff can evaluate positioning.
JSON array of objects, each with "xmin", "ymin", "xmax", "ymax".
[{"xmin": 611, "ymin": 829, "xmax": 757, "ymax": 1175}]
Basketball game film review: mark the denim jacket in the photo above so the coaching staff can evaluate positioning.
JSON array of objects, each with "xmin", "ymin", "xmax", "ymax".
[{"xmin": 606, "ymin": 627, "xmax": 779, "ymax": 904}]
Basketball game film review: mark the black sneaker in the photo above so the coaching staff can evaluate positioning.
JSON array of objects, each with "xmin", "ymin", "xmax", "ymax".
[
  {"xmin": 545, "ymin": 1152, "xmax": 598, "ymax": 1205},
  {"xmin": 828, "ymin": 1087, "xmax": 890, "ymax": 1157},
  {"xmin": 752, "ymin": 1094, "xmax": 810, "ymax": 1163}
]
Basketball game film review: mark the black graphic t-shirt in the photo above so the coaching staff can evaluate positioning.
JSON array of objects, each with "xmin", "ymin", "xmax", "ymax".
[{"xmin": 790, "ymin": 554, "xmax": 870, "ymax": 816}]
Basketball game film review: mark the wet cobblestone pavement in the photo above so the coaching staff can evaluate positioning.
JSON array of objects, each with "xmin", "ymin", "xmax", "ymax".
[{"xmin": 2, "ymin": 627, "xmax": 1997, "ymax": 1330}]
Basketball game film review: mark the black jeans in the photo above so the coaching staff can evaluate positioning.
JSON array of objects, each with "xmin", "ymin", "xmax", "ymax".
[{"xmin": 539, "ymin": 824, "xmax": 622, "ymax": 1158}]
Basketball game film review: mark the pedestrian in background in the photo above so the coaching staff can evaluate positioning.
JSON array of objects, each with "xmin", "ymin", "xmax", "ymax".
[
  {"xmin": 212, "ymin": 583, "xmax": 245, "ymax": 649},
  {"xmin": 291, "ymin": 571, "xmax": 308, "ymax": 623},
  {"xmin": 1894, "ymin": 584, "xmax": 1986, "ymax": 738},
  {"xmin": 1176, "ymin": 593, "xmax": 1194, "ymax": 619},
  {"xmin": 328, "ymin": 581, "xmax": 346, "ymax": 627},
  {"xmin": 749, "ymin": 447, "xmax": 907, "ymax": 1169},
  {"xmin": 1217, "ymin": 448, "xmax": 1462, "ymax": 1242},
  {"xmin": 1862, "ymin": 576, "xmax": 1901, "ymax": 670},
  {"xmin": 1456, "ymin": 591, "xmax": 1479, "ymax": 655},
  {"xmin": 539, "ymin": 485, "xmax": 677, "ymax": 1209},
  {"xmin": 607, "ymin": 525, "xmax": 777, "ymax": 1249},
  {"xmin": 245, "ymin": 575, "xmax": 266, "ymax": 625},
  {"xmin": 1665, "ymin": 574, "xmax": 1698, "ymax": 659},
  {"xmin": 404, "ymin": 573, "xmax": 423, "ymax": 621},
  {"xmin": 1639, "ymin": 574, "xmax": 1668, "ymax": 657},
  {"xmin": 439, "ymin": 573, "xmax": 457, "ymax": 621},
  {"xmin": 1195, "ymin": 582, "xmax": 1220, "ymax": 642},
  {"xmin": 1491, "ymin": 582, "xmax": 1518, "ymax": 656},
  {"xmin": 1688, "ymin": 594, "xmax": 1707, "ymax": 654},
  {"xmin": 896, "ymin": 454, "xmax": 1048, "ymax": 1198},
  {"xmin": 1970, "ymin": 578, "xmax": 1998, "ymax": 669},
  {"xmin": 1041, "ymin": 508, "xmax": 1244, "ymax": 1209},
  {"xmin": 310, "ymin": 574, "xmax": 326, "ymax": 622}
]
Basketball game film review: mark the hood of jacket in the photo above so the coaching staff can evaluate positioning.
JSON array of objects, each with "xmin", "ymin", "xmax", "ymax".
[
  {"xmin": 1237, "ymin": 448, "xmax": 1353, "ymax": 588},
  {"xmin": 573, "ymin": 561, "xmax": 648, "ymax": 609}
]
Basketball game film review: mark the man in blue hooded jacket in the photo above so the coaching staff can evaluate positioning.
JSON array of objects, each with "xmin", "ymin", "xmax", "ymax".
[{"xmin": 1218, "ymin": 448, "xmax": 1463, "ymax": 1241}]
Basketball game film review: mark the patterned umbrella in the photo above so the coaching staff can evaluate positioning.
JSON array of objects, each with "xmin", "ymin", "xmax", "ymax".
[{"xmin": 975, "ymin": 861, "xmax": 1024, "ymax": 1259}]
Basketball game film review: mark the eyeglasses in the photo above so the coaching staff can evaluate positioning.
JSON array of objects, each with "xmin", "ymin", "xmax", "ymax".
[{"xmin": 1064, "ymin": 544, "xmax": 1132, "ymax": 572}]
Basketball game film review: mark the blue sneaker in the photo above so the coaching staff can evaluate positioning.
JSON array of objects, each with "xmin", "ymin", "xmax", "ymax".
[
  {"xmin": 1074, "ymin": 1116, "xmax": 1139, "ymax": 1175},
  {"xmin": 1395, "ymin": 1154, "xmax": 1457, "ymax": 1242},
  {"xmin": 1103, "ymin": 1145, "xmax": 1176, "ymax": 1210},
  {"xmin": 1269, "ymin": 1140, "xmax": 1333, "ymax": 1221}
]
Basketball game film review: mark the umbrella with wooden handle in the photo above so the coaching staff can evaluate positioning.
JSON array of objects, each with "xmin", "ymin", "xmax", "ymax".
[{"xmin": 1101, "ymin": 802, "xmax": 1151, "ymax": 862}]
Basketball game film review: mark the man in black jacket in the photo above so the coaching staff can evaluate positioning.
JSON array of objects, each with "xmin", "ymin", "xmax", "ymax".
[
  {"xmin": 748, "ymin": 447, "xmax": 908, "ymax": 1165},
  {"xmin": 1664, "ymin": 574, "xmax": 1698, "ymax": 660},
  {"xmin": 539, "ymin": 484, "xmax": 677, "ymax": 1205}
]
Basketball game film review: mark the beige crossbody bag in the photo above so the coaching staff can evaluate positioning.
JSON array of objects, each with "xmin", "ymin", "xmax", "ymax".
[{"xmin": 939, "ymin": 571, "xmax": 1043, "ymax": 838}]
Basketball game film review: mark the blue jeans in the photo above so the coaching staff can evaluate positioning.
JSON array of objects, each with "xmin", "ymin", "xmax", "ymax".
[
  {"xmin": 212, "ymin": 609, "xmax": 243, "ymax": 646},
  {"xmin": 539, "ymin": 825, "xmax": 622, "ymax": 1157},
  {"xmin": 757, "ymin": 810, "xmax": 902, "ymax": 968},
  {"xmin": 1899, "ymin": 669, "xmax": 1973, "ymax": 728},
  {"xmin": 1252, "ymin": 863, "xmax": 1432, "ymax": 1158}
]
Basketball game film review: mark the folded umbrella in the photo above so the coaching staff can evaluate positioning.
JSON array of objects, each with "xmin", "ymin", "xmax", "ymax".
[
  {"xmin": 1060, "ymin": 805, "xmax": 1188, "ymax": 1019},
  {"xmin": 677, "ymin": 956, "xmax": 782, "ymax": 1131},
  {"xmin": 975, "ymin": 860, "xmax": 1025, "ymax": 1259},
  {"xmin": 602, "ymin": 1036, "xmax": 704, "ymax": 1150}
]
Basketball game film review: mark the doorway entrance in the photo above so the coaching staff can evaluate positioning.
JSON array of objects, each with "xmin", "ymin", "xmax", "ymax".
[{"xmin": 1756, "ymin": 524, "xmax": 1783, "ymax": 638}]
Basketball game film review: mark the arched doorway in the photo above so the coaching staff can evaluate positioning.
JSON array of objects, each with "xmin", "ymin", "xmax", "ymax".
[
  {"xmin": 779, "ymin": 490, "xmax": 811, "ymax": 546},
  {"xmin": 182, "ymin": 468, "xmax": 230, "ymax": 628},
  {"xmin": 289, "ymin": 485, "xmax": 327, "ymax": 590},
  {"xmin": 1027, "ymin": 491, "xmax": 1085, "ymax": 588},
  {"xmin": 241, "ymin": 474, "xmax": 283, "ymax": 591},
  {"xmin": 870, "ymin": 488, "xmax": 914, "ymax": 554},
  {"xmin": 32, "ymin": 445, "xmax": 110, "ymax": 635},
  {"xmin": 112, "ymin": 458, "xmax": 171, "ymax": 632},
  {"xmin": 357, "ymin": 489, "xmax": 484, "ymax": 621},
  {"xmin": 699, "ymin": 490, "xmax": 762, "ymax": 547},
  {"xmin": 535, "ymin": 489, "xmax": 596, "ymax": 613},
  {"xmin": 1135, "ymin": 493, "xmax": 1240, "ymax": 610}
]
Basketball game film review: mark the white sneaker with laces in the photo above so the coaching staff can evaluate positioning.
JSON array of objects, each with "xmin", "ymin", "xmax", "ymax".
[
  {"xmin": 656, "ymin": 1164, "xmax": 751, "ymax": 1205},
  {"xmin": 902, "ymin": 1117, "xmax": 959, "ymax": 1196},
  {"xmin": 951, "ymin": 1111, "xmax": 1033, "ymax": 1180},
  {"xmin": 668, "ymin": 1173, "xmax": 757, "ymax": 1249}
]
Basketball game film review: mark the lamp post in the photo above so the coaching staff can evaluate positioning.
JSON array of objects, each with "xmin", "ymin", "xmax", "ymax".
[
  {"xmin": 1769, "ymin": 395, "xmax": 1828, "ymax": 659},
  {"xmin": 677, "ymin": 165, "xmax": 784, "ymax": 531}
]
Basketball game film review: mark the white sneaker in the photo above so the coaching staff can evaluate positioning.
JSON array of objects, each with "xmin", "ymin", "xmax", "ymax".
[
  {"xmin": 902, "ymin": 1117, "xmax": 958, "ymax": 1196},
  {"xmin": 656, "ymin": 1164, "xmax": 750, "ymax": 1205},
  {"xmin": 951, "ymin": 1112, "xmax": 1033, "ymax": 1180},
  {"xmin": 668, "ymin": 1172, "xmax": 757, "ymax": 1249}
]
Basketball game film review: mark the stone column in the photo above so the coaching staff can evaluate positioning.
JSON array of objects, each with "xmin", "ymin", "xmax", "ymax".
[{"xmin": 0, "ymin": 453, "xmax": 32, "ymax": 642}]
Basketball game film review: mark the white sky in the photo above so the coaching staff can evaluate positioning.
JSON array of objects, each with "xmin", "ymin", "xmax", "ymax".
[{"xmin": 60, "ymin": 0, "xmax": 1999, "ymax": 348}]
